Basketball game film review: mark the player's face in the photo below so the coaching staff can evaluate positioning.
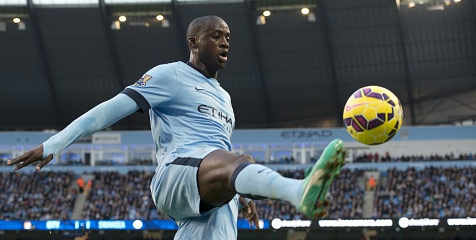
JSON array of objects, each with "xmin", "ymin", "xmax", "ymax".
[{"xmin": 197, "ymin": 21, "xmax": 230, "ymax": 70}]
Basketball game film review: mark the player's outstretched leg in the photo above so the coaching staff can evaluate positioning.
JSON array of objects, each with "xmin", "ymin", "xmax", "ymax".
[
  {"xmin": 230, "ymin": 139, "xmax": 346, "ymax": 219},
  {"xmin": 197, "ymin": 139, "xmax": 345, "ymax": 218}
]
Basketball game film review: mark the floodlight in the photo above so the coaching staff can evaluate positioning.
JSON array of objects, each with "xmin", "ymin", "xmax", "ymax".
[{"xmin": 256, "ymin": 15, "xmax": 266, "ymax": 25}]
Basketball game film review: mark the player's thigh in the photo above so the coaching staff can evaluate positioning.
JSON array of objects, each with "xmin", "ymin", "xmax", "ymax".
[
  {"xmin": 197, "ymin": 149, "xmax": 255, "ymax": 206},
  {"xmin": 174, "ymin": 196, "xmax": 239, "ymax": 240},
  {"xmin": 152, "ymin": 163, "xmax": 202, "ymax": 220}
]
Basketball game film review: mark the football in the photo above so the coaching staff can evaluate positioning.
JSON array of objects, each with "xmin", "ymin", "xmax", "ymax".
[{"xmin": 343, "ymin": 86, "xmax": 403, "ymax": 145}]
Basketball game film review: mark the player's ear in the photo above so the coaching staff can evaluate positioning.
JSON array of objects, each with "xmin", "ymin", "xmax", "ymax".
[{"xmin": 188, "ymin": 36, "xmax": 198, "ymax": 50}]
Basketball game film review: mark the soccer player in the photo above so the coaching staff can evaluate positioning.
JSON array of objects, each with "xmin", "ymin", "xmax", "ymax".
[{"xmin": 7, "ymin": 15, "xmax": 345, "ymax": 239}]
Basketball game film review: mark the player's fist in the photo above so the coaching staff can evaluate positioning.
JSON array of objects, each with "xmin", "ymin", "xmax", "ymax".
[{"xmin": 7, "ymin": 144, "xmax": 53, "ymax": 171}]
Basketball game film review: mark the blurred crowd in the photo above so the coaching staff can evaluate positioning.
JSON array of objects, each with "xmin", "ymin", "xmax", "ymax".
[
  {"xmin": 4, "ymin": 152, "xmax": 473, "ymax": 166},
  {"xmin": 244, "ymin": 169, "xmax": 365, "ymax": 220},
  {"xmin": 83, "ymin": 169, "xmax": 364, "ymax": 220},
  {"xmin": 0, "ymin": 171, "xmax": 77, "ymax": 220},
  {"xmin": 327, "ymin": 169, "xmax": 365, "ymax": 219},
  {"xmin": 354, "ymin": 152, "xmax": 476, "ymax": 163},
  {"xmin": 60, "ymin": 159, "xmax": 84, "ymax": 166},
  {"xmin": 374, "ymin": 167, "xmax": 476, "ymax": 218},
  {"xmin": 2, "ymin": 166, "xmax": 475, "ymax": 221},
  {"xmin": 127, "ymin": 158, "xmax": 154, "ymax": 165},
  {"xmin": 94, "ymin": 158, "xmax": 154, "ymax": 166},
  {"xmin": 256, "ymin": 156, "xmax": 297, "ymax": 164},
  {"xmin": 77, "ymin": 166, "xmax": 476, "ymax": 220},
  {"xmin": 82, "ymin": 171, "xmax": 167, "ymax": 220}
]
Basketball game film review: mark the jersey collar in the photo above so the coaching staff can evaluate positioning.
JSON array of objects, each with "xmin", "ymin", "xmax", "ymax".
[{"xmin": 185, "ymin": 61, "xmax": 215, "ymax": 79}]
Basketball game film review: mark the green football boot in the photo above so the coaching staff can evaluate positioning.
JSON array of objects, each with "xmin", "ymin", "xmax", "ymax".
[{"xmin": 298, "ymin": 139, "xmax": 346, "ymax": 218}]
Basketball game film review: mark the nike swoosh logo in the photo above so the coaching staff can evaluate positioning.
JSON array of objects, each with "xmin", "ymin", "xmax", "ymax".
[
  {"xmin": 258, "ymin": 169, "xmax": 267, "ymax": 174},
  {"xmin": 195, "ymin": 87, "xmax": 205, "ymax": 91},
  {"xmin": 345, "ymin": 102, "xmax": 367, "ymax": 112}
]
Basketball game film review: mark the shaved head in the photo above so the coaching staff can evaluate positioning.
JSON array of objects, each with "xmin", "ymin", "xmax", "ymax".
[
  {"xmin": 187, "ymin": 15, "xmax": 226, "ymax": 43},
  {"xmin": 186, "ymin": 15, "xmax": 230, "ymax": 78}
]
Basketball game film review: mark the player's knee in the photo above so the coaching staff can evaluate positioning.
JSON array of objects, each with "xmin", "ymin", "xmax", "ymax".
[{"xmin": 237, "ymin": 154, "xmax": 256, "ymax": 164}]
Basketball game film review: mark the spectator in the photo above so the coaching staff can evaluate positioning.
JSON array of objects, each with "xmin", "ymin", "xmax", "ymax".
[
  {"xmin": 86, "ymin": 179, "xmax": 92, "ymax": 191},
  {"xmin": 367, "ymin": 176, "xmax": 376, "ymax": 191},
  {"xmin": 77, "ymin": 177, "xmax": 85, "ymax": 194}
]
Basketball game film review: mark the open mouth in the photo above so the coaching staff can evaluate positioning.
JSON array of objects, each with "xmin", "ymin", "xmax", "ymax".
[{"xmin": 218, "ymin": 51, "xmax": 228, "ymax": 63}]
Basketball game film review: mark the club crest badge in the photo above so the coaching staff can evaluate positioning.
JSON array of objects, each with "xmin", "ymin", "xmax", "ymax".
[{"xmin": 134, "ymin": 75, "xmax": 152, "ymax": 86}]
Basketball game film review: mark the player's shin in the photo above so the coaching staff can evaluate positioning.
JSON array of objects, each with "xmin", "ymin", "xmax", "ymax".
[{"xmin": 231, "ymin": 163, "xmax": 303, "ymax": 207}]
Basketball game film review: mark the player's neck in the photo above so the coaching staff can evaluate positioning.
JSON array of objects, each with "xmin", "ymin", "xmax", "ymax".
[{"xmin": 187, "ymin": 60, "xmax": 218, "ymax": 79}]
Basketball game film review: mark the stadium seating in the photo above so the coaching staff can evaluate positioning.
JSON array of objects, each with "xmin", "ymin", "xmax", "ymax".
[
  {"xmin": 82, "ymin": 169, "xmax": 365, "ymax": 220},
  {"xmin": 82, "ymin": 171, "xmax": 168, "ymax": 220},
  {"xmin": 1, "ymin": 167, "xmax": 475, "ymax": 221},
  {"xmin": 354, "ymin": 152, "xmax": 475, "ymax": 163},
  {"xmin": 374, "ymin": 167, "xmax": 476, "ymax": 218},
  {"xmin": 0, "ymin": 172, "xmax": 77, "ymax": 220},
  {"xmin": 246, "ymin": 169, "xmax": 365, "ymax": 220},
  {"xmin": 14, "ymin": 152, "xmax": 474, "ymax": 166}
]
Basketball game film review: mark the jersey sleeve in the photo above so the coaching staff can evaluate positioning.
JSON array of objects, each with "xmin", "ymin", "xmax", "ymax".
[{"xmin": 121, "ymin": 64, "xmax": 179, "ymax": 112}]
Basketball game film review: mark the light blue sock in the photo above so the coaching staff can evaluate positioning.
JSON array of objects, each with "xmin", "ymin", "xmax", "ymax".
[{"xmin": 231, "ymin": 163, "xmax": 303, "ymax": 207}]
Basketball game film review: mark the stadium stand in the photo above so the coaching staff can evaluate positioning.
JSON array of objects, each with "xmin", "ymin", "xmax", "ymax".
[
  {"xmin": 374, "ymin": 167, "xmax": 476, "ymax": 218},
  {"xmin": 81, "ymin": 169, "xmax": 365, "ymax": 220},
  {"xmin": 80, "ymin": 168, "xmax": 364, "ymax": 221},
  {"xmin": 6, "ymin": 152, "xmax": 473, "ymax": 167},
  {"xmin": 82, "ymin": 171, "xmax": 167, "ymax": 220},
  {"xmin": 246, "ymin": 169, "xmax": 365, "ymax": 220},
  {"xmin": 0, "ymin": 172, "xmax": 77, "ymax": 220},
  {"xmin": 2, "ymin": 166, "xmax": 475, "ymax": 221},
  {"xmin": 354, "ymin": 153, "xmax": 476, "ymax": 163}
]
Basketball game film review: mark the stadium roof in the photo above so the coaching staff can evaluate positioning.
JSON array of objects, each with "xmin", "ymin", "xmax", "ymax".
[{"xmin": 0, "ymin": 0, "xmax": 475, "ymax": 130}]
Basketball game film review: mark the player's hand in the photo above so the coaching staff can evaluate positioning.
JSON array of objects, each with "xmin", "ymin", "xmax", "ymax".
[
  {"xmin": 239, "ymin": 197, "xmax": 260, "ymax": 229},
  {"xmin": 7, "ymin": 145, "xmax": 53, "ymax": 171}
]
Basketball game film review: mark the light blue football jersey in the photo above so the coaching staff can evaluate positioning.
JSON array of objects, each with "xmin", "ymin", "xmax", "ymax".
[
  {"xmin": 121, "ymin": 61, "xmax": 235, "ymax": 166},
  {"xmin": 122, "ymin": 61, "xmax": 239, "ymax": 240}
]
